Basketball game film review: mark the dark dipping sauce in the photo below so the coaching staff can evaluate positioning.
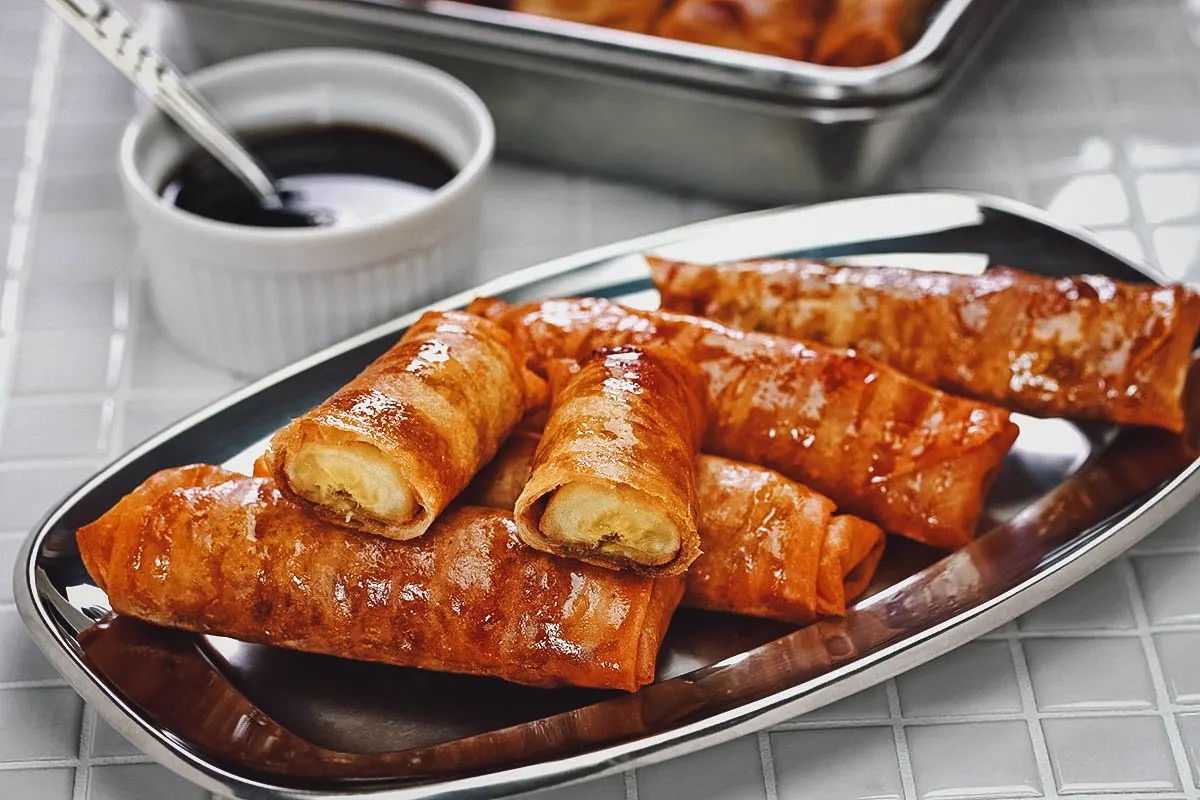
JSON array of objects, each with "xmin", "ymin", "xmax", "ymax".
[{"xmin": 160, "ymin": 125, "xmax": 458, "ymax": 229}]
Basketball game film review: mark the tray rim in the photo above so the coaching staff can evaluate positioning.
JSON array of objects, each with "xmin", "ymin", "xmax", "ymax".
[
  {"xmin": 16, "ymin": 190, "xmax": 1200, "ymax": 800},
  {"xmin": 167, "ymin": 0, "xmax": 1017, "ymax": 107}
]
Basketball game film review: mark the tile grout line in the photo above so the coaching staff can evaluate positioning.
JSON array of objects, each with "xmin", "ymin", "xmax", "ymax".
[
  {"xmin": 0, "ymin": 13, "xmax": 61, "ymax": 460},
  {"xmin": 1062, "ymin": 0, "xmax": 1161, "ymax": 276},
  {"xmin": 0, "ymin": 679, "xmax": 70, "ymax": 691},
  {"xmin": 71, "ymin": 704, "xmax": 98, "ymax": 800},
  {"xmin": 756, "ymin": 731, "xmax": 777, "ymax": 800},
  {"xmin": 1119, "ymin": 556, "xmax": 1200, "ymax": 798},
  {"xmin": 885, "ymin": 678, "xmax": 919, "ymax": 800},
  {"xmin": 1, "ymin": 387, "xmax": 238, "ymax": 405},
  {"xmin": 109, "ymin": 243, "xmax": 149, "ymax": 455},
  {"xmin": 1004, "ymin": 629, "xmax": 1060, "ymax": 798},
  {"xmin": 0, "ymin": 755, "xmax": 151, "ymax": 772}
]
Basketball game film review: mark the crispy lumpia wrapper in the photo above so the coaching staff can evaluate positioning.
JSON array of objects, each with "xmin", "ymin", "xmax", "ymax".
[
  {"xmin": 470, "ymin": 434, "xmax": 884, "ymax": 623},
  {"xmin": 467, "ymin": 296, "xmax": 1017, "ymax": 549},
  {"xmin": 655, "ymin": 0, "xmax": 828, "ymax": 60},
  {"xmin": 651, "ymin": 257, "xmax": 1200, "ymax": 432},
  {"xmin": 265, "ymin": 310, "xmax": 538, "ymax": 540},
  {"xmin": 77, "ymin": 465, "xmax": 682, "ymax": 691},
  {"xmin": 515, "ymin": 346, "xmax": 707, "ymax": 574},
  {"xmin": 514, "ymin": 0, "xmax": 667, "ymax": 31},
  {"xmin": 811, "ymin": 0, "xmax": 933, "ymax": 66}
]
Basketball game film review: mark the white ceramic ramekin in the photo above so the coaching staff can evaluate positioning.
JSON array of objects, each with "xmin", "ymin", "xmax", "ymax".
[{"xmin": 119, "ymin": 48, "xmax": 494, "ymax": 375}]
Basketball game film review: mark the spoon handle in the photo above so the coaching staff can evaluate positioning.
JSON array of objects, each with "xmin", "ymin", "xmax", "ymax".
[{"xmin": 45, "ymin": 0, "xmax": 282, "ymax": 207}]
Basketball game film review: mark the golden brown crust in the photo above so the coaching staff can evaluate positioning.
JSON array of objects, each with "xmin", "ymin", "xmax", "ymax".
[
  {"xmin": 76, "ymin": 465, "xmax": 682, "ymax": 691},
  {"xmin": 515, "ymin": 345, "xmax": 707, "ymax": 574},
  {"xmin": 811, "ymin": 0, "xmax": 933, "ymax": 66},
  {"xmin": 462, "ymin": 431, "xmax": 541, "ymax": 510},
  {"xmin": 655, "ymin": 0, "xmax": 828, "ymax": 60},
  {"xmin": 264, "ymin": 310, "xmax": 536, "ymax": 540},
  {"xmin": 687, "ymin": 456, "xmax": 884, "ymax": 623},
  {"xmin": 651, "ymin": 257, "xmax": 1200, "ymax": 432},
  {"xmin": 474, "ymin": 436, "xmax": 884, "ymax": 623},
  {"xmin": 469, "ymin": 296, "xmax": 1018, "ymax": 549},
  {"xmin": 513, "ymin": 0, "xmax": 668, "ymax": 32},
  {"xmin": 816, "ymin": 515, "xmax": 886, "ymax": 617}
]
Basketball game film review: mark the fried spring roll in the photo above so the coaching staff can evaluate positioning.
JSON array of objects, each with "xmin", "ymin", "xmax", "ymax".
[
  {"xmin": 468, "ymin": 296, "xmax": 1018, "ymax": 549},
  {"xmin": 811, "ymin": 0, "xmax": 933, "ymax": 66},
  {"xmin": 651, "ymin": 257, "xmax": 1200, "ymax": 432},
  {"xmin": 467, "ymin": 433, "xmax": 885, "ymax": 623},
  {"xmin": 654, "ymin": 0, "xmax": 828, "ymax": 60},
  {"xmin": 513, "ymin": 0, "xmax": 666, "ymax": 32},
  {"xmin": 77, "ymin": 465, "xmax": 683, "ymax": 691},
  {"xmin": 263, "ymin": 310, "xmax": 538, "ymax": 540},
  {"xmin": 694, "ymin": 456, "xmax": 884, "ymax": 620},
  {"xmin": 515, "ymin": 346, "xmax": 707, "ymax": 574}
]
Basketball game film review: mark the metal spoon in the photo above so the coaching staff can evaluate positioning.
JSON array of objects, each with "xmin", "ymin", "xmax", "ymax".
[{"xmin": 45, "ymin": 0, "xmax": 285, "ymax": 210}]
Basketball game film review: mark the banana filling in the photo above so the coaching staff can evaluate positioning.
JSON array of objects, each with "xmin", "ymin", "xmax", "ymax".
[
  {"xmin": 285, "ymin": 442, "xmax": 418, "ymax": 524},
  {"xmin": 541, "ymin": 482, "xmax": 680, "ymax": 566}
]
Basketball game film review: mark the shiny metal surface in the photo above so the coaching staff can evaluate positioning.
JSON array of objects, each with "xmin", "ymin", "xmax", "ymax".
[
  {"xmin": 151, "ymin": 0, "xmax": 1017, "ymax": 202},
  {"xmin": 16, "ymin": 192, "xmax": 1200, "ymax": 800},
  {"xmin": 45, "ymin": 0, "xmax": 283, "ymax": 206}
]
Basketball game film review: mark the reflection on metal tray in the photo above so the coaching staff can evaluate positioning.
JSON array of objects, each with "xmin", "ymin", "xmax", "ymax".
[
  {"xmin": 18, "ymin": 193, "xmax": 1200, "ymax": 800},
  {"xmin": 153, "ymin": 0, "xmax": 1019, "ymax": 202}
]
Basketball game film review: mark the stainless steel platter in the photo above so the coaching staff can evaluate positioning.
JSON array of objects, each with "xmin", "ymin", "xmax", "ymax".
[
  {"xmin": 150, "ymin": 0, "xmax": 1020, "ymax": 202},
  {"xmin": 17, "ymin": 192, "xmax": 1200, "ymax": 800}
]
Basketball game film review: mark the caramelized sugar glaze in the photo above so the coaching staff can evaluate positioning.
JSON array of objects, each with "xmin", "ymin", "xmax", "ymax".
[
  {"xmin": 77, "ymin": 465, "xmax": 682, "ymax": 691},
  {"xmin": 470, "ymin": 297, "xmax": 1018, "ymax": 549},
  {"xmin": 652, "ymin": 258, "xmax": 1200, "ymax": 431}
]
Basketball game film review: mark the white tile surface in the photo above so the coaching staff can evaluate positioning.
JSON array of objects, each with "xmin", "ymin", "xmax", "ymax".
[
  {"xmin": 21, "ymin": 280, "xmax": 121, "ymax": 330},
  {"xmin": 1027, "ymin": 173, "xmax": 1131, "ymax": 228},
  {"xmin": 897, "ymin": 641, "xmax": 1022, "ymax": 718},
  {"xmin": 636, "ymin": 738, "xmax": 765, "ymax": 800},
  {"xmin": 1017, "ymin": 563, "xmax": 1136, "ymax": 631},
  {"xmin": 0, "ymin": 610, "xmax": 60, "ymax": 683},
  {"xmin": 1133, "ymin": 554, "xmax": 1200, "ymax": 626},
  {"xmin": 1134, "ymin": 496, "xmax": 1200, "ymax": 551},
  {"xmin": 0, "ymin": 400, "xmax": 108, "ymax": 459},
  {"xmin": 91, "ymin": 716, "xmax": 142, "ymax": 759},
  {"xmin": 128, "ymin": 313, "xmax": 240, "ymax": 395},
  {"xmin": 1136, "ymin": 170, "xmax": 1200, "ymax": 224},
  {"xmin": 0, "ymin": 465, "xmax": 99, "ymax": 530},
  {"xmin": 1024, "ymin": 637, "xmax": 1156, "ymax": 711},
  {"xmin": 87, "ymin": 764, "xmax": 210, "ymax": 800},
  {"xmin": 906, "ymin": 721, "xmax": 1042, "ymax": 799},
  {"xmin": 11, "ymin": 329, "xmax": 121, "ymax": 396},
  {"xmin": 119, "ymin": 396, "xmax": 207, "ymax": 450},
  {"xmin": 1153, "ymin": 632, "xmax": 1200, "ymax": 705},
  {"xmin": 43, "ymin": 119, "xmax": 128, "ymax": 169},
  {"xmin": 1153, "ymin": 223, "xmax": 1200, "ymax": 280},
  {"xmin": 771, "ymin": 727, "xmax": 901, "ymax": 800},
  {"xmin": 0, "ymin": 687, "xmax": 82, "ymax": 760},
  {"xmin": 1124, "ymin": 113, "xmax": 1200, "ymax": 169},
  {"xmin": 0, "ymin": 534, "xmax": 21, "ymax": 603},
  {"xmin": 0, "ymin": 768, "xmax": 74, "ymax": 800},
  {"xmin": 37, "ymin": 170, "xmax": 126, "ymax": 216},
  {"xmin": 0, "ymin": 74, "xmax": 33, "ymax": 120},
  {"xmin": 27, "ymin": 212, "xmax": 135, "ymax": 280},
  {"xmin": 1179, "ymin": 712, "xmax": 1200, "ymax": 789},
  {"xmin": 1042, "ymin": 716, "xmax": 1182, "ymax": 794},
  {"xmin": 526, "ymin": 774, "xmax": 625, "ymax": 800},
  {"xmin": 51, "ymin": 71, "xmax": 135, "ymax": 124},
  {"xmin": 0, "ymin": 122, "xmax": 27, "ymax": 172},
  {"xmin": 790, "ymin": 684, "xmax": 889, "ymax": 723}
]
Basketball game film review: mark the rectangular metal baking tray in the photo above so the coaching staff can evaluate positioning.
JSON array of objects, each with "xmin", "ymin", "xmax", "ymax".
[
  {"xmin": 150, "ymin": 0, "xmax": 1019, "ymax": 203},
  {"xmin": 18, "ymin": 191, "xmax": 1200, "ymax": 800}
]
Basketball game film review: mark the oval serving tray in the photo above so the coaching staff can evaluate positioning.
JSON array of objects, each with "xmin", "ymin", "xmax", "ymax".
[{"xmin": 16, "ymin": 192, "xmax": 1200, "ymax": 800}]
